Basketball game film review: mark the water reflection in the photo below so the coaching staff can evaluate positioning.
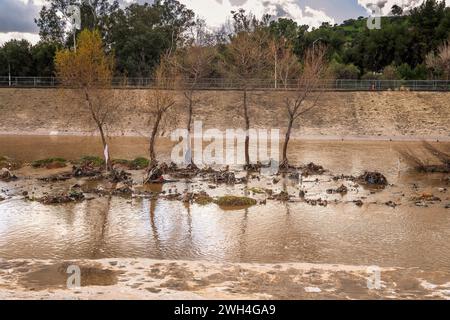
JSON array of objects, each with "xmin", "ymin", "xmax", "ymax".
[{"xmin": 0, "ymin": 137, "xmax": 449, "ymax": 270}]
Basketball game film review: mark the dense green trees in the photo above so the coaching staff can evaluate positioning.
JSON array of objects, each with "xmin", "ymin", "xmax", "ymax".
[
  {"xmin": 1, "ymin": 0, "xmax": 450, "ymax": 80},
  {"xmin": 107, "ymin": 1, "xmax": 194, "ymax": 77},
  {"xmin": 0, "ymin": 40, "xmax": 34, "ymax": 77}
]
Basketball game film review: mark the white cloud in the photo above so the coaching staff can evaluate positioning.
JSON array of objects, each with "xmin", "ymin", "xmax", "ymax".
[
  {"xmin": 179, "ymin": 0, "xmax": 335, "ymax": 29},
  {"xmin": 0, "ymin": 32, "xmax": 41, "ymax": 45},
  {"xmin": 357, "ymin": 0, "xmax": 448, "ymax": 15}
]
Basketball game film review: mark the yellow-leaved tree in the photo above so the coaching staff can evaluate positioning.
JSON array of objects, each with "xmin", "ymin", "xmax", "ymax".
[{"xmin": 55, "ymin": 29, "xmax": 119, "ymax": 171}]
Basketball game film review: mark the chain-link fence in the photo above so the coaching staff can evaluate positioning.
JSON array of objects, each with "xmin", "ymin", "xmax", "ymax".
[{"xmin": 1, "ymin": 76, "xmax": 449, "ymax": 91}]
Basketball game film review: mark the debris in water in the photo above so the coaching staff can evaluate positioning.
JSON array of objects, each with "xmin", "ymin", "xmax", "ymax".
[
  {"xmin": 358, "ymin": 172, "xmax": 388, "ymax": 187},
  {"xmin": 269, "ymin": 191, "xmax": 291, "ymax": 202},
  {"xmin": 385, "ymin": 201, "xmax": 398, "ymax": 208},
  {"xmin": 327, "ymin": 184, "xmax": 348, "ymax": 195},
  {"xmin": 353, "ymin": 200, "xmax": 364, "ymax": 207},
  {"xmin": 300, "ymin": 163, "xmax": 326, "ymax": 176},
  {"xmin": 39, "ymin": 172, "xmax": 72, "ymax": 182},
  {"xmin": 39, "ymin": 187, "xmax": 85, "ymax": 205},
  {"xmin": 0, "ymin": 168, "xmax": 17, "ymax": 182},
  {"xmin": 72, "ymin": 165, "xmax": 102, "ymax": 178}
]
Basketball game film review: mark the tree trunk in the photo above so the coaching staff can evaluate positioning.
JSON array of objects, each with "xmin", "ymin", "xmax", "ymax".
[
  {"xmin": 84, "ymin": 87, "xmax": 110, "ymax": 171},
  {"xmin": 149, "ymin": 112, "xmax": 162, "ymax": 164},
  {"xmin": 243, "ymin": 88, "xmax": 250, "ymax": 166},
  {"xmin": 186, "ymin": 91, "xmax": 194, "ymax": 166},
  {"xmin": 282, "ymin": 117, "xmax": 294, "ymax": 167},
  {"xmin": 97, "ymin": 122, "xmax": 111, "ymax": 171}
]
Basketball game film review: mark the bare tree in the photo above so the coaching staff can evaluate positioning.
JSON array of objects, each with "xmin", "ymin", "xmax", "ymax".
[
  {"xmin": 221, "ymin": 28, "xmax": 272, "ymax": 167},
  {"xmin": 55, "ymin": 29, "xmax": 119, "ymax": 171},
  {"xmin": 141, "ymin": 53, "xmax": 178, "ymax": 165},
  {"xmin": 271, "ymin": 37, "xmax": 301, "ymax": 89},
  {"xmin": 280, "ymin": 45, "xmax": 328, "ymax": 169},
  {"xmin": 173, "ymin": 45, "xmax": 216, "ymax": 166}
]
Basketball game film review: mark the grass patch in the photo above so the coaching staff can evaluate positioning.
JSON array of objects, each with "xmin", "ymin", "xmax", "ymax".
[
  {"xmin": 214, "ymin": 196, "xmax": 257, "ymax": 208},
  {"xmin": 130, "ymin": 157, "xmax": 150, "ymax": 170},
  {"xmin": 195, "ymin": 194, "xmax": 214, "ymax": 205},
  {"xmin": 32, "ymin": 158, "xmax": 67, "ymax": 169},
  {"xmin": 76, "ymin": 156, "xmax": 105, "ymax": 167}
]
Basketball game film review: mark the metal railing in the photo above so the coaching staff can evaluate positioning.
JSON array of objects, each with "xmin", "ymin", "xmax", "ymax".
[{"xmin": 1, "ymin": 76, "xmax": 450, "ymax": 91}]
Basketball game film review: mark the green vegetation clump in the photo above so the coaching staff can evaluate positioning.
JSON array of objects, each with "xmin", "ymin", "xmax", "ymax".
[
  {"xmin": 77, "ymin": 156, "xmax": 105, "ymax": 167},
  {"xmin": 32, "ymin": 158, "xmax": 67, "ymax": 168},
  {"xmin": 195, "ymin": 194, "xmax": 214, "ymax": 206},
  {"xmin": 214, "ymin": 196, "xmax": 257, "ymax": 208},
  {"xmin": 130, "ymin": 157, "xmax": 150, "ymax": 170},
  {"xmin": 247, "ymin": 187, "xmax": 266, "ymax": 194}
]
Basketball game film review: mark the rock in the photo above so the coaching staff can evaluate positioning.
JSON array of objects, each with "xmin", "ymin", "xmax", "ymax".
[
  {"xmin": 353, "ymin": 200, "xmax": 364, "ymax": 207},
  {"xmin": 438, "ymin": 188, "xmax": 447, "ymax": 193},
  {"xmin": 358, "ymin": 171, "xmax": 388, "ymax": 187}
]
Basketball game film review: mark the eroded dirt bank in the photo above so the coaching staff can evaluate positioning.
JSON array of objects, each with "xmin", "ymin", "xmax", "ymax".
[
  {"xmin": 1, "ymin": 258, "xmax": 449, "ymax": 300},
  {"xmin": 0, "ymin": 89, "xmax": 449, "ymax": 139}
]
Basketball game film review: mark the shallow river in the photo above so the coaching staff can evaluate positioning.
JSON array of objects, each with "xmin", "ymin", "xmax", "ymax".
[{"xmin": 0, "ymin": 135, "xmax": 449, "ymax": 271}]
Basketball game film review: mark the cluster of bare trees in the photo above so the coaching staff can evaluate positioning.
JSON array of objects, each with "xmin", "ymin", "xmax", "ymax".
[{"xmin": 55, "ymin": 28, "xmax": 328, "ymax": 173}]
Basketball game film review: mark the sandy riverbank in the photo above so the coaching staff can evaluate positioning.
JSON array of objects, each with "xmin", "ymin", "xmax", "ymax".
[
  {"xmin": 0, "ymin": 258, "xmax": 449, "ymax": 300},
  {"xmin": 0, "ymin": 89, "xmax": 449, "ymax": 139}
]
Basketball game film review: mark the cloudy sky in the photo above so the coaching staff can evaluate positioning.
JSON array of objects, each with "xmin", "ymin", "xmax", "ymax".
[{"xmin": 0, "ymin": 0, "xmax": 444, "ymax": 45}]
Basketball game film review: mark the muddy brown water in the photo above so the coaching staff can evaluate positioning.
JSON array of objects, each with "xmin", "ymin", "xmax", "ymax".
[{"xmin": 0, "ymin": 135, "xmax": 449, "ymax": 271}]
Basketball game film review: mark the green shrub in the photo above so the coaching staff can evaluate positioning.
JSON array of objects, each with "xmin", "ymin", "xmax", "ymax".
[
  {"xmin": 130, "ymin": 157, "xmax": 149, "ymax": 170},
  {"xmin": 214, "ymin": 196, "xmax": 257, "ymax": 208},
  {"xmin": 78, "ymin": 156, "xmax": 105, "ymax": 167}
]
